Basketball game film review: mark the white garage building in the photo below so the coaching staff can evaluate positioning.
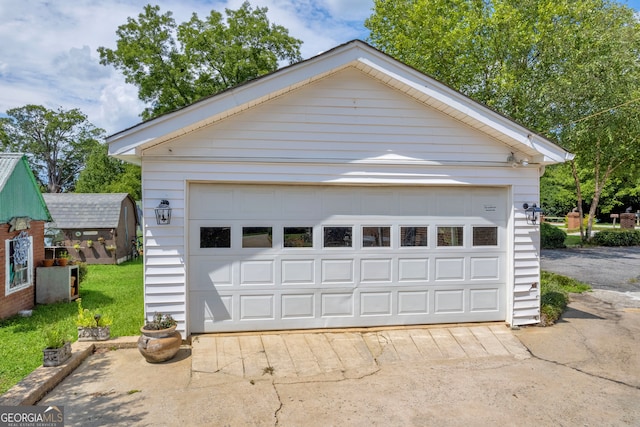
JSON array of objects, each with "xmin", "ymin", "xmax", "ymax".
[{"xmin": 108, "ymin": 41, "xmax": 572, "ymax": 338}]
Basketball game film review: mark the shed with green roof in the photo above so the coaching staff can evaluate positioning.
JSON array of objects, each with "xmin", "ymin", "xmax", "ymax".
[{"xmin": 0, "ymin": 153, "xmax": 52, "ymax": 319}]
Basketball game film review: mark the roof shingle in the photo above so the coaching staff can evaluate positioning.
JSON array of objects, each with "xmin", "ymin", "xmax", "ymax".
[{"xmin": 42, "ymin": 193, "xmax": 132, "ymax": 229}]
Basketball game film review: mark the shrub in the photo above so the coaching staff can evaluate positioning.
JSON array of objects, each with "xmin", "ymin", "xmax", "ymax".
[
  {"xmin": 592, "ymin": 230, "xmax": 640, "ymax": 246},
  {"xmin": 541, "ymin": 222, "xmax": 566, "ymax": 249},
  {"xmin": 76, "ymin": 262, "xmax": 88, "ymax": 284}
]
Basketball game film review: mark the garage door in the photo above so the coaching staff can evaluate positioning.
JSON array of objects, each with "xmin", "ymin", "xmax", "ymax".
[{"xmin": 188, "ymin": 184, "xmax": 507, "ymax": 333}]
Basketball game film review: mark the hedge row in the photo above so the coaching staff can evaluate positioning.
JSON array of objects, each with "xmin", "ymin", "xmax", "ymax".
[{"xmin": 592, "ymin": 230, "xmax": 640, "ymax": 246}]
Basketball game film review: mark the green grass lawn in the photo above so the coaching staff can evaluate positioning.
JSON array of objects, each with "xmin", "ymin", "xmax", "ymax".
[
  {"xmin": 0, "ymin": 258, "xmax": 143, "ymax": 394},
  {"xmin": 564, "ymin": 234, "xmax": 584, "ymax": 247}
]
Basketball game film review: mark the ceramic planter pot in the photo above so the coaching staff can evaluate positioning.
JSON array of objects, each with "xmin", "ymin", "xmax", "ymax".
[
  {"xmin": 43, "ymin": 342, "xmax": 72, "ymax": 367},
  {"xmin": 77, "ymin": 326, "xmax": 111, "ymax": 341},
  {"xmin": 138, "ymin": 325, "xmax": 181, "ymax": 363},
  {"xmin": 42, "ymin": 259, "xmax": 55, "ymax": 267},
  {"xmin": 56, "ymin": 258, "xmax": 68, "ymax": 267}
]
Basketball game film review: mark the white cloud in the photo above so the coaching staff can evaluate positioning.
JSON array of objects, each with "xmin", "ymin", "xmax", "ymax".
[{"xmin": 0, "ymin": 0, "xmax": 373, "ymax": 135}]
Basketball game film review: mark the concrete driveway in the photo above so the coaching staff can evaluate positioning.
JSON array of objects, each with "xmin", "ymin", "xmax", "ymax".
[{"xmin": 34, "ymin": 306, "xmax": 640, "ymax": 426}]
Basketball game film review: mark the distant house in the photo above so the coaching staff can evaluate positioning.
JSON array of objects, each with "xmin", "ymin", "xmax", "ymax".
[
  {"xmin": 42, "ymin": 193, "xmax": 139, "ymax": 264},
  {"xmin": 0, "ymin": 153, "xmax": 52, "ymax": 319}
]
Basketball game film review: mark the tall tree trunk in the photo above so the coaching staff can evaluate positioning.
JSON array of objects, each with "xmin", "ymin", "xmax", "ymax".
[{"xmin": 587, "ymin": 162, "xmax": 614, "ymax": 239}]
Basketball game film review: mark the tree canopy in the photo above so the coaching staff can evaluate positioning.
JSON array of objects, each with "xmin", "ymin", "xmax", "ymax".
[
  {"xmin": 366, "ymin": 0, "xmax": 640, "ymax": 238},
  {"xmin": 0, "ymin": 105, "xmax": 104, "ymax": 193},
  {"xmin": 75, "ymin": 143, "xmax": 142, "ymax": 200},
  {"xmin": 98, "ymin": 1, "xmax": 303, "ymax": 120}
]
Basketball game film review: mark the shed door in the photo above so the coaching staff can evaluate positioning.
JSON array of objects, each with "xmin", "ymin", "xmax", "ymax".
[{"xmin": 188, "ymin": 184, "xmax": 507, "ymax": 333}]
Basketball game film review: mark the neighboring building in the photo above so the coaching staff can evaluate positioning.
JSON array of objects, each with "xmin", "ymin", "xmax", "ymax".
[
  {"xmin": 107, "ymin": 40, "xmax": 573, "ymax": 338},
  {"xmin": 0, "ymin": 153, "xmax": 52, "ymax": 319},
  {"xmin": 42, "ymin": 193, "xmax": 139, "ymax": 265}
]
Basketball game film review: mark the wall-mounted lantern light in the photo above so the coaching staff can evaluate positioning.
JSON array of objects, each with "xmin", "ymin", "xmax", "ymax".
[
  {"xmin": 155, "ymin": 200, "xmax": 172, "ymax": 225},
  {"xmin": 523, "ymin": 203, "xmax": 542, "ymax": 225}
]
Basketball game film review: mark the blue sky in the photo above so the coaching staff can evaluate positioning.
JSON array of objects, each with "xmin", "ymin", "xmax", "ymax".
[{"xmin": 0, "ymin": 0, "xmax": 637, "ymax": 136}]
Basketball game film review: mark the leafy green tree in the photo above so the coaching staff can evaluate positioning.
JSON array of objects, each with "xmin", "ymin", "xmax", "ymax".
[
  {"xmin": 540, "ymin": 164, "xmax": 577, "ymax": 218},
  {"xmin": 0, "ymin": 105, "xmax": 104, "ymax": 193},
  {"xmin": 76, "ymin": 143, "xmax": 141, "ymax": 200},
  {"xmin": 366, "ymin": 0, "xmax": 640, "ymax": 239},
  {"xmin": 98, "ymin": 1, "xmax": 303, "ymax": 120}
]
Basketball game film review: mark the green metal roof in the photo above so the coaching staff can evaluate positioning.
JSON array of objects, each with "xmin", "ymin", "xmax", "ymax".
[{"xmin": 0, "ymin": 153, "xmax": 52, "ymax": 223}]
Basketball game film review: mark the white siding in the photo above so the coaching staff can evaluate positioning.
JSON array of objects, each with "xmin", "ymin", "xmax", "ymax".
[
  {"xmin": 145, "ymin": 68, "xmax": 511, "ymax": 165},
  {"xmin": 140, "ymin": 67, "xmax": 543, "ymax": 336}
]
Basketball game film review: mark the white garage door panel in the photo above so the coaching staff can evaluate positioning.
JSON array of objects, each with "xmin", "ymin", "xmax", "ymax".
[
  {"xmin": 282, "ymin": 294, "xmax": 315, "ymax": 318},
  {"xmin": 188, "ymin": 184, "xmax": 507, "ymax": 332},
  {"xmin": 281, "ymin": 260, "xmax": 315, "ymax": 284}
]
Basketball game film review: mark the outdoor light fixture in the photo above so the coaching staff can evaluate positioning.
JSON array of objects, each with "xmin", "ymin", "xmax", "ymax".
[
  {"xmin": 523, "ymin": 203, "xmax": 542, "ymax": 225},
  {"xmin": 507, "ymin": 152, "xmax": 530, "ymax": 167},
  {"xmin": 155, "ymin": 200, "xmax": 172, "ymax": 225}
]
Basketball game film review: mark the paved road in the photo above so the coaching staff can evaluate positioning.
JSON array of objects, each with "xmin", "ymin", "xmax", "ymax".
[
  {"xmin": 541, "ymin": 246, "xmax": 640, "ymax": 292},
  {"xmin": 541, "ymin": 246, "xmax": 640, "ymax": 308}
]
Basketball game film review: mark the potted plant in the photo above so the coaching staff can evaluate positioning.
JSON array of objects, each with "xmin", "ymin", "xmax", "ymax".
[
  {"xmin": 138, "ymin": 312, "xmax": 181, "ymax": 363},
  {"xmin": 73, "ymin": 242, "xmax": 81, "ymax": 252},
  {"xmin": 106, "ymin": 244, "xmax": 116, "ymax": 252},
  {"xmin": 86, "ymin": 239, "xmax": 93, "ymax": 248},
  {"xmin": 56, "ymin": 251, "xmax": 70, "ymax": 266},
  {"xmin": 42, "ymin": 258, "xmax": 55, "ymax": 267},
  {"xmin": 76, "ymin": 299, "xmax": 112, "ymax": 341},
  {"xmin": 98, "ymin": 237, "xmax": 105, "ymax": 245},
  {"xmin": 42, "ymin": 326, "xmax": 72, "ymax": 367}
]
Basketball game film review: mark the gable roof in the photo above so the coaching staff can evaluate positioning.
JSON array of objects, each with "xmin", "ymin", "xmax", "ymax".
[
  {"xmin": 0, "ymin": 153, "xmax": 51, "ymax": 223},
  {"xmin": 107, "ymin": 40, "xmax": 572, "ymax": 166},
  {"xmin": 42, "ymin": 193, "xmax": 137, "ymax": 229}
]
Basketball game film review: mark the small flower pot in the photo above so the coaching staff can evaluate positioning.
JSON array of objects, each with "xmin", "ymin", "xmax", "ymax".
[
  {"xmin": 56, "ymin": 258, "xmax": 68, "ymax": 267},
  {"xmin": 77, "ymin": 326, "xmax": 111, "ymax": 341},
  {"xmin": 42, "ymin": 259, "xmax": 55, "ymax": 267},
  {"xmin": 43, "ymin": 342, "xmax": 72, "ymax": 367}
]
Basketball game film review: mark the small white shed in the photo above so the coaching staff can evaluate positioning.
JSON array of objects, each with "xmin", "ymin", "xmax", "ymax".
[{"xmin": 108, "ymin": 40, "xmax": 572, "ymax": 337}]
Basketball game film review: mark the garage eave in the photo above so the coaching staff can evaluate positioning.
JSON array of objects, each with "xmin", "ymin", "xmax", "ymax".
[{"xmin": 106, "ymin": 40, "xmax": 572, "ymax": 166}]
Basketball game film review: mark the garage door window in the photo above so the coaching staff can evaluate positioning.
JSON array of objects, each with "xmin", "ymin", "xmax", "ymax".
[
  {"xmin": 243, "ymin": 227, "xmax": 272, "ymax": 248},
  {"xmin": 473, "ymin": 226, "xmax": 498, "ymax": 246},
  {"xmin": 200, "ymin": 227, "xmax": 231, "ymax": 248},
  {"xmin": 437, "ymin": 226, "xmax": 464, "ymax": 247},
  {"xmin": 324, "ymin": 227, "xmax": 352, "ymax": 247},
  {"xmin": 400, "ymin": 226, "xmax": 428, "ymax": 247},
  {"xmin": 284, "ymin": 227, "xmax": 313, "ymax": 248},
  {"xmin": 362, "ymin": 227, "xmax": 390, "ymax": 247}
]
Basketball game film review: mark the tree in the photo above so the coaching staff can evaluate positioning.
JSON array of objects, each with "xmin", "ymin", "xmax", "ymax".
[
  {"xmin": 98, "ymin": 1, "xmax": 303, "ymax": 120},
  {"xmin": 75, "ymin": 143, "xmax": 142, "ymax": 200},
  {"xmin": 366, "ymin": 0, "xmax": 640, "ymax": 239},
  {"xmin": 0, "ymin": 105, "xmax": 104, "ymax": 193}
]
